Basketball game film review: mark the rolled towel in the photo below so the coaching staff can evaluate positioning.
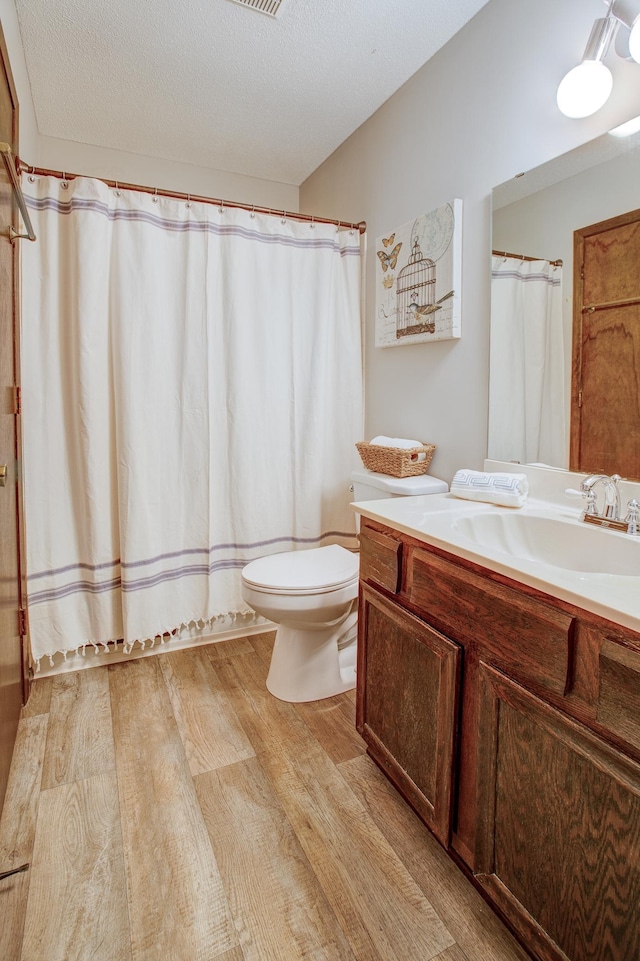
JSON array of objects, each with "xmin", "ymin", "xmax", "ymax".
[{"xmin": 451, "ymin": 469, "xmax": 529, "ymax": 508}]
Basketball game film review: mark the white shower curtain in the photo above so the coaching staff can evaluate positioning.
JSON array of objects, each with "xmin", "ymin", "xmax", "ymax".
[
  {"xmin": 21, "ymin": 176, "xmax": 363, "ymax": 668},
  {"xmin": 488, "ymin": 256, "xmax": 565, "ymax": 466}
]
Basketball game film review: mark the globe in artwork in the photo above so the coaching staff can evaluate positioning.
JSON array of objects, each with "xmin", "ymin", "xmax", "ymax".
[{"xmin": 410, "ymin": 203, "xmax": 455, "ymax": 263}]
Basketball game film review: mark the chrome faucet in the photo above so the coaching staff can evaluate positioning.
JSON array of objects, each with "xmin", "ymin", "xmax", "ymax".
[
  {"xmin": 580, "ymin": 473, "xmax": 622, "ymax": 521},
  {"xmin": 565, "ymin": 473, "xmax": 640, "ymax": 534}
]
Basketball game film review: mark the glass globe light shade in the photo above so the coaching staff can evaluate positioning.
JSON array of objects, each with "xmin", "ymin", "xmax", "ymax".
[
  {"xmin": 556, "ymin": 60, "xmax": 613, "ymax": 118},
  {"xmin": 629, "ymin": 19, "xmax": 640, "ymax": 63}
]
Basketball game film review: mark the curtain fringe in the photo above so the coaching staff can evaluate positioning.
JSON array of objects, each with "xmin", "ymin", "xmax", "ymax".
[{"xmin": 34, "ymin": 610, "xmax": 258, "ymax": 672}]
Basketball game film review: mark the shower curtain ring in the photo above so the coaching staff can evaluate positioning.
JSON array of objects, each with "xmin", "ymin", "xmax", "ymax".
[
  {"xmin": 61, "ymin": 172, "xmax": 68, "ymax": 189},
  {"xmin": 281, "ymin": 210, "xmax": 286, "ymax": 224},
  {"xmin": 28, "ymin": 165, "xmax": 36, "ymax": 183},
  {"xmin": 186, "ymin": 194, "xmax": 191, "ymax": 208},
  {"xmin": 219, "ymin": 200, "xmax": 225, "ymax": 214},
  {"xmin": 250, "ymin": 205, "xmax": 255, "ymax": 219},
  {"xmin": 152, "ymin": 187, "xmax": 158, "ymax": 203},
  {"xmin": 310, "ymin": 216, "xmax": 315, "ymax": 229},
  {"xmin": 336, "ymin": 221, "xmax": 341, "ymax": 233},
  {"xmin": 114, "ymin": 180, "xmax": 121, "ymax": 196}
]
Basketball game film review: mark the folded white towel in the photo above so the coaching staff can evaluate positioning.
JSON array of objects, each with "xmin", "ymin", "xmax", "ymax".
[
  {"xmin": 370, "ymin": 435, "xmax": 426, "ymax": 462},
  {"xmin": 451, "ymin": 469, "xmax": 529, "ymax": 508},
  {"xmin": 370, "ymin": 435, "xmax": 423, "ymax": 449}
]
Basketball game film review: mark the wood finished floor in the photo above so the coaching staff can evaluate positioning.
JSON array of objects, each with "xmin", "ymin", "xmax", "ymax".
[{"xmin": 0, "ymin": 632, "xmax": 530, "ymax": 961}]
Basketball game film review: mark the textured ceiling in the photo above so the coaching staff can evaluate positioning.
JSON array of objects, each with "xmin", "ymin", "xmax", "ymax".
[{"xmin": 15, "ymin": 0, "xmax": 491, "ymax": 185}]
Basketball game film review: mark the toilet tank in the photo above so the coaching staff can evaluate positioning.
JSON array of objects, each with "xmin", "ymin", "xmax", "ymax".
[{"xmin": 351, "ymin": 468, "xmax": 448, "ymax": 501}]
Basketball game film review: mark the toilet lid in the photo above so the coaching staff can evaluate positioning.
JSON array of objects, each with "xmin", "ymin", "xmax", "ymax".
[{"xmin": 242, "ymin": 544, "xmax": 359, "ymax": 594}]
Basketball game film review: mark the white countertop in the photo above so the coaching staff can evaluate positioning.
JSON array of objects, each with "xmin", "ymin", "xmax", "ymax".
[{"xmin": 351, "ymin": 465, "xmax": 640, "ymax": 636}]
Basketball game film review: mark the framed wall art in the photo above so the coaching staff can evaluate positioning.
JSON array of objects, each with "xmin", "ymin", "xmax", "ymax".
[{"xmin": 375, "ymin": 199, "xmax": 462, "ymax": 347}]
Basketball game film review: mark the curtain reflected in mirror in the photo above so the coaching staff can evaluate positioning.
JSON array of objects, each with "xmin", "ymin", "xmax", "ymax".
[
  {"xmin": 489, "ymin": 128, "xmax": 640, "ymax": 471},
  {"xmin": 488, "ymin": 255, "xmax": 565, "ymax": 465}
]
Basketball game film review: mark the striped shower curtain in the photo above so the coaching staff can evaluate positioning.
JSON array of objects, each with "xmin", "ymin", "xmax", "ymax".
[
  {"xmin": 21, "ymin": 176, "xmax": 363, "ymax": 669},
  {"xmin": 488, "ymin": 255, "xmax": 565, "ymax": 466}
]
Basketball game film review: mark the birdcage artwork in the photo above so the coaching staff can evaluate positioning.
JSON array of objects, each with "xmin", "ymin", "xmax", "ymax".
[
  {"xmin": 395, "ymin": 238, "xmax": 437, "ymax": 338},
  {"xmin": 375, "ymin": 200, "xmax": 462, "ymax": 347}
]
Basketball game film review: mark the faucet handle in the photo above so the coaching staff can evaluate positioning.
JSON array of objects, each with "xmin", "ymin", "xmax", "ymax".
[
  {"xmin": 625, "ymin": 498, "xmax": 640, "ymax": 535},
  {"xmin": 565, "ymin": 487, "xmax": 599, "ymax": 515}
]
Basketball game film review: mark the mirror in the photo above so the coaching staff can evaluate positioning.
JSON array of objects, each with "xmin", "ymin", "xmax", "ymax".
[{"xmin": 489, "ymin": 126, "xmax": 640, "ymax": 470}]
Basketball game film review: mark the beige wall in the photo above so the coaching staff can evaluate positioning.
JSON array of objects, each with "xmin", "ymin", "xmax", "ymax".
[
  {"xmin": 300, "ymin": 0, "xmax": 640, "ymax": 483},
  {"xmin": 35, "ymin": 136, "xmax": 299, "ymax": 210}
]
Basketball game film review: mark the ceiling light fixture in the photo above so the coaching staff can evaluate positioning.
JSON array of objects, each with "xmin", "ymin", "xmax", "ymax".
[
  {"xmin": 557, "ymin": 0, "xmax": 640, "ymax": 118},
  {"xmin": 612, "ymin": 0, "xmax": 640, "ymax": 59}
]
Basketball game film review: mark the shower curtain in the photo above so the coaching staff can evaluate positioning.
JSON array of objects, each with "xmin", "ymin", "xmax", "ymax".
[
  {"xmin": 21, "ymin": 176, "xmax": 363, "ymax": 669},
  {"xmin": 488, "ymin": 256, "xmax": 565, "ymax": 466}
]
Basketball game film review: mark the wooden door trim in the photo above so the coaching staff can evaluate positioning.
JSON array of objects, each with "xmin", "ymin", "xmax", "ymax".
[
  {"xmin": 570, "ymin": 224, "xmax": 586, "ymax": 471},
  {"xmin": 0, "ymin": 22, "xmax": 19, "ymax": 149},
  {"xmin": 0, "ymin": 21, "xmax": 29, "ymax": 699}
]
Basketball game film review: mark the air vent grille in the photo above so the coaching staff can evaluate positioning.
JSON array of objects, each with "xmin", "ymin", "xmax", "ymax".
[{"xmin": 227, "ymin": 0, "xmax": 286, "ymax": 16}]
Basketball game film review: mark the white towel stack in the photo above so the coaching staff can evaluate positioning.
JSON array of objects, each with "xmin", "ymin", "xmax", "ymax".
[
  {"xmin": 370, "ymin": 436, "xmax": 426, "ymax": 462},
  {"xmin": 450, "ymin": 469, "xmax": 529, "ymax": 508}
]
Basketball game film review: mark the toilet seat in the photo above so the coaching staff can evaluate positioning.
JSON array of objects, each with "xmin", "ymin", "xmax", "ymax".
[{"xmin": 241, "ymin": 544, "xmax": 358, "ymax": 596}]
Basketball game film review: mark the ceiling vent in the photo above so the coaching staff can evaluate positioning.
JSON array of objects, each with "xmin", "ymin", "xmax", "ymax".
[{"xmin": 227, "ymin": 0, "xmax": 287, "ymax": 16}]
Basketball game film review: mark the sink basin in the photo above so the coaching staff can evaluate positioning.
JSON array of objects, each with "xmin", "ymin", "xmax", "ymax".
[{"xmin": 452, "ymin": 511, "xmax": 640, "ymax": 576}]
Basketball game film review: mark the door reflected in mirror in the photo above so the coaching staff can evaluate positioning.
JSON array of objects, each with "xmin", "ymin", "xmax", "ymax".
[{"xmin": 489, "ymin": 126, "xmax": 640, "ymax": 479}]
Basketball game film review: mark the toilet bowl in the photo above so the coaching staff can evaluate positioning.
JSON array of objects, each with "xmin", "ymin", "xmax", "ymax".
[
  {"xmin": 241, "ymin": 544, "xmax": 359, "ymax": 703},
  {"xmin": 242, "ymin": 469, "xmax": 449, "ymax": 703}
]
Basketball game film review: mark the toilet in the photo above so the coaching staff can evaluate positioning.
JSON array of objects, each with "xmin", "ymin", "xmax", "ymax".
[{"xmin": 241, "ymin": 469, "xmax": 449, "ymax": 702}]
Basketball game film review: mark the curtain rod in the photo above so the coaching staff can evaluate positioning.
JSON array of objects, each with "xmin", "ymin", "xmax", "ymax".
[
  {"xmin": 17, "ymin": 158, "xmax": 367, "ymax": 234},
  {"xmin": 1, "ymin": 144, "xmax": 36, "ymax": 242},
  {"xmin": 493, "ymin": 249, "xmax": 563, "ymax": 267}
]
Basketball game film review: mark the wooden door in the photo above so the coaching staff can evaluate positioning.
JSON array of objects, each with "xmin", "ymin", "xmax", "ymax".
[
  {"xmin": 0, "ymin": 27, "xmax": 26, "ymax": 814},
  {"xmin": 474, "ymin": 662, "xmax": 640, "ymax": 961},
  {"xmin": 356, "ymin": 583, "xmax": 461, "ymax": 846},
  {"xmin": 571, "ymin": 209, "xmax": 640, "ymax": 480}
]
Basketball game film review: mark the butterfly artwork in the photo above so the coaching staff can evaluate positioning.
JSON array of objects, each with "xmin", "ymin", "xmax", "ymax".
[
  {"xmin": 375, "ymin": 201, "xmax": 463, "ymax": 348},
  {"xmin": 376, "ymin": 242, "xmax": 402, "ymax": 272}
]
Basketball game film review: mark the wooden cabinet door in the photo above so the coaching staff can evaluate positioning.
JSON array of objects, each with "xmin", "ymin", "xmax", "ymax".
[
  {"xmin": 356, "ymin": 583, "xmax": 461, "ymax": 846},
  {"xmin": 571, "ymin": 209, "xmax": 640, "ymax": 479},
  {"xmin": 474, "ymin": 663, "xmax": 640, "ymax": 961}
]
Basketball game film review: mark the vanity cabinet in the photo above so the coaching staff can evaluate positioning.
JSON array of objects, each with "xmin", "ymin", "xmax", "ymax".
[
  {"xmin": 357, "ymin": 583, "xmax": 461, "ymax": 845},
  {"xmin": 475, "ymin": 664, "xmax": 640, "ymax": 961},
  {"xmin": 357, "ymin": 517, "xmax": 640, "ymax": 961}
]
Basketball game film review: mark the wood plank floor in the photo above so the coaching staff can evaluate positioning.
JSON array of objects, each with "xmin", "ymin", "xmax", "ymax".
[{"xmin": 0, "ymin": 633, "xmax": 530, "ymax": 961}]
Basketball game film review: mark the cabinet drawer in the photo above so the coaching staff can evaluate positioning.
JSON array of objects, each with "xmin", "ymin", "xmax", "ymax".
[
  {"xmin": 359, "ymin": 525, "xmax": 402, "ymax": 594},
  {"xmin": 597, "ymin": 640, "xmax": 640, "ymax": 753},
  {"xmin": 410, "ymin": 548, "xmax": 575, "ymax": 696}
]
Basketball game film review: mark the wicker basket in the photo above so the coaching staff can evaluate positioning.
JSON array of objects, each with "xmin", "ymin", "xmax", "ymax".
[{"xmin": 355, "ymin": 441, "xmax": 436, "ymax": 478}]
